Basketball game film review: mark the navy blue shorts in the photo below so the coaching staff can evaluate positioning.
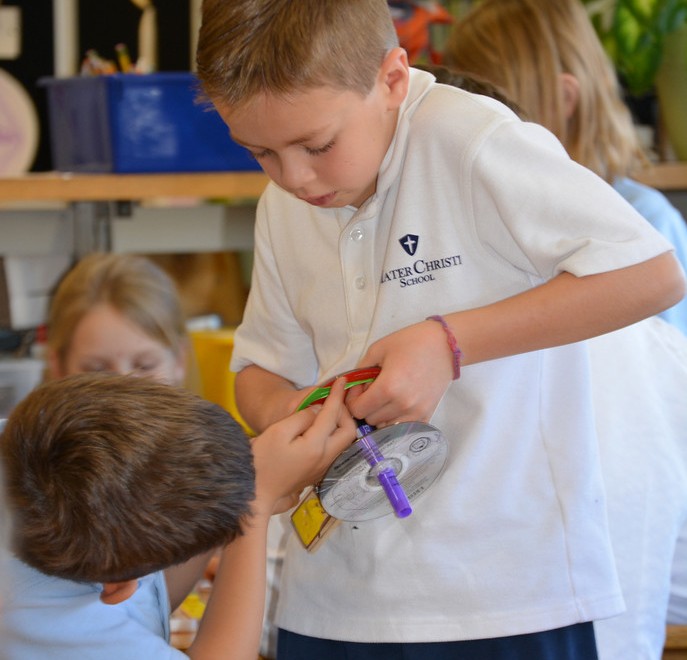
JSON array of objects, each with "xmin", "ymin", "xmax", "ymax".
[{"xmin": 276, "ymin": 622, "xmax": 598, "ymax": 659}]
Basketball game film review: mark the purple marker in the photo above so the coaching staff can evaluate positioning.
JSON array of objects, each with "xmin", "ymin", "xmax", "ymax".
[{"xmin": 355, "ymin": 420, "xmax": 412, "ymax": 518}]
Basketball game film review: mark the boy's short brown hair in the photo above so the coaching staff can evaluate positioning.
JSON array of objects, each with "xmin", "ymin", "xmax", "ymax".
[
  {"xmin": 196, "ymin": 0, "xmax": 399, "ymax": 108},
  {"xmin": 1, "ymin": 373, "xmax": 254, "ymax": 583}
]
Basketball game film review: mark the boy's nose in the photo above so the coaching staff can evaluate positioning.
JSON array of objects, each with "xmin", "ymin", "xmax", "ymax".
[{"xmin": 278, "ymin": 156, "xmax": 316, "ymax": 191}]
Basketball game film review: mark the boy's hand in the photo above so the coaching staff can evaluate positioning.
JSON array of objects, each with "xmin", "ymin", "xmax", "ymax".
[
  {"xmin": 250, "ymin": 378, "xmax": 355, "ymax": 517},
  {"xmin": 347, "ymin": 320, "xmax": 454, "ymax": 426}
]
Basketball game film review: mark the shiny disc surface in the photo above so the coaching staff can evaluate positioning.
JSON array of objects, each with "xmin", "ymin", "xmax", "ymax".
[{"xmin": 317, "ymin": 421, "xmax": 448, "ymax": 522}]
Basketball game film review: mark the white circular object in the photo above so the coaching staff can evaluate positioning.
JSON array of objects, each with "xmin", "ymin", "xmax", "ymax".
[
  {"xmin": 317, "ymin": 421, "xmax": 449, "ymax": 522},
  {"xmin": 0, "ymin": 68, "xmax": 40, "ymax": 175}
]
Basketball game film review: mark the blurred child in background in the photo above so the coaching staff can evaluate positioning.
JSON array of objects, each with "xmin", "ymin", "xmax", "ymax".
[
  {"xmin": 444, "ymin": 0, "xmax": 687, "ymax": 335},
  {"xmin": 46, "ymin": 252, "xmax": 189, "ymax": 387},
  {"xmin": 444, "ymin": 0, "xmax": 687, "ymax": 655}
]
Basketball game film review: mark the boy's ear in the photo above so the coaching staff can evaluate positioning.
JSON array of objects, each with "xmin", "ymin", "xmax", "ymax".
[
  {"xmin": 559, "ymin": 72, "xmax": 580, "ymax": 120},
  {"xmin": 380, "ymin": 47, "xmax": 410, "ymax": 110},
  {"xmin": 100, "ymin": 579, "xmax": 139, "ymax": 605}
]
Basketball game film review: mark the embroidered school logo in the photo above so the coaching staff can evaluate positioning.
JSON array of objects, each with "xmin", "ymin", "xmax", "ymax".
[
  {"xmin": 381, "ymin": 234, "xmax": 462, "ymax": 289},
  {"xmin": 399, "ymin": 234, "xmax": 419, "ymax": 256}
]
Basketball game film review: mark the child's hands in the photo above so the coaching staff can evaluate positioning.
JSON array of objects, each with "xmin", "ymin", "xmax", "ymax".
[
  {"xmin": 347, "ymin": 320, "xmax": 454, "ymax": 426},
  {"xmin": 250, "ymin": 377, "xmax": 355, "ymax": 517}
]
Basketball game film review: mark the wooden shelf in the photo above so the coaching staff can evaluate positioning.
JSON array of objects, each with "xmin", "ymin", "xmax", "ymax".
[
  {"xmin": 635, "ymin": 162, "xmax": 687, "ymax": 192},
  {"xmin": 663, "ymin": 624, "xmax": 687, "ymax": 659},
  {"xmin": 0, "ymin": 162, "xmax": 684, "ymax": 205},
  {"xmin": 0, "ymin": 171, "xmax": 270, "ymax": 203}
]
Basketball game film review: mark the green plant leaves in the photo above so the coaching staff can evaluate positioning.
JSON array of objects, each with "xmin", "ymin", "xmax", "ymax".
[
  {"xmin": 584, "ymin": 0, "xmax": 687, "ymax": 95},
  {"xmin": 614, "ymin": 1, "xmax": 663, "ymax": 94}
]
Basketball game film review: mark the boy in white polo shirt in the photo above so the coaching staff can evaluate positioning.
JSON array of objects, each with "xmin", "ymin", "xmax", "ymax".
[{"xmin": 196, "ymin": 1, "xmax": 686, "ymax": 657}]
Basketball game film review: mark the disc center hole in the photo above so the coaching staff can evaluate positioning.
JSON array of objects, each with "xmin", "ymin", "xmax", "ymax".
[{"xmin": 365, "ymin": 457, "xmax": 403, "ymax": 486}]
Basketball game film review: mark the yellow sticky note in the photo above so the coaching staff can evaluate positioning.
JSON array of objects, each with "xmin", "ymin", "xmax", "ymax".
[{"xmin": 180, "ymin": 592, "xmax": 206, "ymax": 620}]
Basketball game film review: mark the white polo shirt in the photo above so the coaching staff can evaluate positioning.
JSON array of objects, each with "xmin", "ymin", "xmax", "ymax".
[{"xmin": 232, "ymin": 68, "xmax": 673, "ymax": 643}]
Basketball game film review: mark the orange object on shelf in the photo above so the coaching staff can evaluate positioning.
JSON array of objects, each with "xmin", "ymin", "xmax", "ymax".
[{"xmin": 390, "ymin": 1, "xmax": 454, "ymax": 64}]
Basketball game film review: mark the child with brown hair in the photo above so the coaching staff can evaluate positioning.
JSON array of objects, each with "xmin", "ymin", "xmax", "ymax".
[
  {"xmin": 43, "ymin": 251, "xmax": 286, "ymax": 655},
  {"xmin": 0, "ymin": 372, "xmax": 354, "ymax": 659},
  {"xmin": 195, "ymin": 1, "xmax": 684, "ymax": 657}
]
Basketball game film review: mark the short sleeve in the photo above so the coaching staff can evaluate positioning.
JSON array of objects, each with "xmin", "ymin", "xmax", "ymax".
[{"xmin": 468, "ymin": 120, "xmax": 673, "ymax": 280}]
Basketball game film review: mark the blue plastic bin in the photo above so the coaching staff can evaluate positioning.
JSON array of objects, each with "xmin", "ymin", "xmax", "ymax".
[{"xmin": 40, "ymin": 73, "xmax": 262, "ymax": 173}]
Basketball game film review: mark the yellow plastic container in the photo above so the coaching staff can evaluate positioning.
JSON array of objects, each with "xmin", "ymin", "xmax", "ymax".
[{"xmin": 189, "ymin": 328, "xmax": 253, "ymax": 435}]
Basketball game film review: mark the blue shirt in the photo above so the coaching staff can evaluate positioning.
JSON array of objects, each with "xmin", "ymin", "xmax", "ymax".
[
  {"xmin": 0, "ymin": 555, "xmax": 184, "ymax": 659},
  {"xmin": 614, "ymin": 176, "xmax": 687, "ymax": 335}
]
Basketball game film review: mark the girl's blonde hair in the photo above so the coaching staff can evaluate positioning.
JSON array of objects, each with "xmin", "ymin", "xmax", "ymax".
[
  {"xmin": 47, "ymin": 253, "xmax": 187, "ymax": 370},
  {"xmin": 444, "ymin": 0, "xmax": 647, "ymax": 181},
  {"xmin": 196, "ymin": 0, "xmax": 399, "ymax": 108}
]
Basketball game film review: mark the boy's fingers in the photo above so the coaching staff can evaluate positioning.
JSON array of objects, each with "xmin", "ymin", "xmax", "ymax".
[
  {"xmin": 306, "ymin": 378, "xmax": 351, "ymax": 436},
  {"xmin": 295, "ymin": 379, "xmax": 354, "ymax": 468},
  {"xmin": 288, "ymin": 377, "xmax": 349, "ymax": 437},
  {"xmin": 258, "ymin": 405, "xmax": 320, "ymax": 441},
  {"xmin": 313, "ymin": 379, "xmax": 356, "ymax": 457},
  {"xmin": 252, "ymin": 378, "xmax": 352, "ymax": 451}
]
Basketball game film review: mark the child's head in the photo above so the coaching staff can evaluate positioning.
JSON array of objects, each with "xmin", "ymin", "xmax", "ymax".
[
  {"xmin": 47, "ymin": 253, "xmax": 187, "ymax": 385},
  {"xmin": 1, "ymin": 372, "xmax": 254, "ymax": 584},
  {"xmin": 196, "ymin": 0, "xmax": 408, "ymax": 210},
  {"xmin": 197, "ymin": 0, "xmax": 399, "ymax": 108},
  {"xmin": 443, "ymin": 0, "xmax": 646, "ymax": 181}
]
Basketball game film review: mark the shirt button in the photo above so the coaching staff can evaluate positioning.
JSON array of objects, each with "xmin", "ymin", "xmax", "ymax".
[
  {"xmin": 350, "ymin": 228, "xmax": 364, "ymax": 241},
  {"xmin": 355, "ymin": 276, "xmax": 366, "ymax": 289}
]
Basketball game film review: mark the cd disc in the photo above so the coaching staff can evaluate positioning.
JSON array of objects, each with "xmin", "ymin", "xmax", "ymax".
[{"xmin": 316, "ymin": 421, "xmax": 448, "ymax": 522}]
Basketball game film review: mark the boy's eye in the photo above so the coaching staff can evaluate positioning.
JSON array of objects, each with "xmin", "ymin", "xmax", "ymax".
[
  {"xmin": 248, "ymin": 148, "xmax": 272, "ymax": 160},
  {"xmin": 248, "ymin": 140, "xmax": 334, "ymax": 159},
  {"xmin": 305, "ymin": 141, "xmax": 335, "ymax": 156}
]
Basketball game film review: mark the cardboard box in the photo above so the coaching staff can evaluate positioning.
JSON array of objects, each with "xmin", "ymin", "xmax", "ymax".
[{"xmin": 40, "ymin": 73, "xmax": 262, "ymax": 173}]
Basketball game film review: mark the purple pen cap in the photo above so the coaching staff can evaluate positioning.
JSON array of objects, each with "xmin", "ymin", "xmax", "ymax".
[{"xmin": 355, "ymin": 422, "xmax": 413, "ymax": 519}]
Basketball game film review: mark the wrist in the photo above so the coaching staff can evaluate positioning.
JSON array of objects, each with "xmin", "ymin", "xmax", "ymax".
[
  {"xmin": 248, "ymin": 497, "xmax": 274, "ymax": 526},
  {"xmin": 426, "ymin": 315, "xmax": 462, "ymax": 380}
]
